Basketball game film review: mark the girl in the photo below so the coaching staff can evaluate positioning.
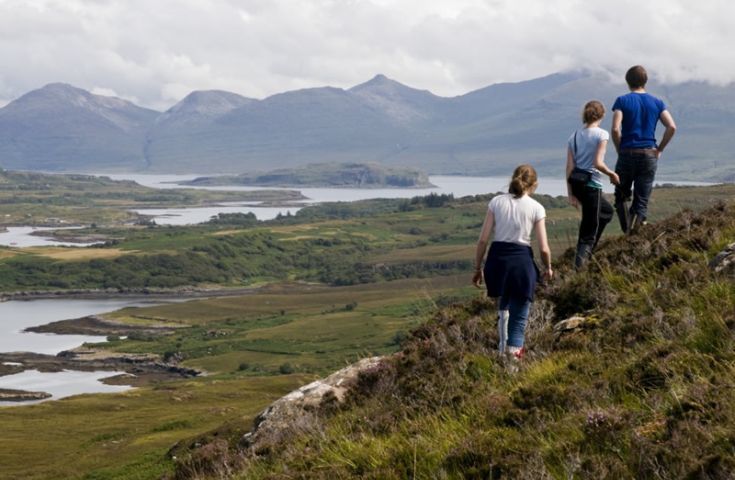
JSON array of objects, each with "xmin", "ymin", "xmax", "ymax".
[
  {"xmin": 473, "ymin": 165, "xmax": 553, "ymax": 360},
  {"xmin": 566, "ymin": 100, "xmax": 620, "ymax": 269}
]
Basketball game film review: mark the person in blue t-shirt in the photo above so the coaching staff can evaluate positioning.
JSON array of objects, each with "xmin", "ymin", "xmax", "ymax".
[{"xmin": 611, "ymin": 65, "xmax": 677, "ymax": 233}]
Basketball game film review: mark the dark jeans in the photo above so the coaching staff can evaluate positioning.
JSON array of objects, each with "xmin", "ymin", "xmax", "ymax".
[
  {"xmin": 570, "ymin": 182, "xmax": 614, "ymax": 249},
  {"xmin": 614, "ymin": 152, "xmax": 658, "ymax": 231}
]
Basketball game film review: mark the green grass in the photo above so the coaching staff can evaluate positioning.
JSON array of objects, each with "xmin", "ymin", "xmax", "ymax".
[
  {"xmin": 0, "ymin": 375, "xmax": 309, "ymax": 480},
  {"xmin": 211, "ymin": 201, "xmax": 735, "ymax": 479}
]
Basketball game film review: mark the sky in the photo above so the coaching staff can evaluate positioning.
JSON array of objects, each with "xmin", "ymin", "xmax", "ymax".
[{"xmin": 0, "ymin": 0, "xmax": 732, "ymax": 110}]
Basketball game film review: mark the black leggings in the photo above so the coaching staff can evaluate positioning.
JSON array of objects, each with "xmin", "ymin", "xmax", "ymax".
[{"xmin": 570, "ymin": 182, "xmax": 614, "ymax": 249}]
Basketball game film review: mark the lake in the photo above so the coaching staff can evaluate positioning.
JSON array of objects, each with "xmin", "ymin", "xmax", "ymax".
[
  {"xmin": 0, "ymin": 226, "xmax": 101, "ymax": 248},
  {"xmin": 111, "ymin": 174, "xmax": 716, "ymax": 225},
  {"xmin": 0, "ymin": 298, "xmax": 170, "ymax": 406}
]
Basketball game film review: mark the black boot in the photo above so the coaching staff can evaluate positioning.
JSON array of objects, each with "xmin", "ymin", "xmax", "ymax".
[{"xmin": 575, "ymin": 243, "xmax": 593, "ymax": 269}]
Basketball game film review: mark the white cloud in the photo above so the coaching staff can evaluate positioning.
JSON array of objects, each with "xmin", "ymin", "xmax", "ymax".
[{"xmin": 0, "ymin": 0, "xmax": 733, "ymax": 110}]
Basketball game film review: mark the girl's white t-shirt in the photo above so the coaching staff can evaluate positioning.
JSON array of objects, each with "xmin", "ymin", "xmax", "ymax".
[{"xmin": 488, "ymin": 193, "xmax": 546, "ymax": 246}]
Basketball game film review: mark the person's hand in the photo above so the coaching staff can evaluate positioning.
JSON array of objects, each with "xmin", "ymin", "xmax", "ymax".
[
  {"xmin": 544, "ymin": 266, "xmax": 554, "ymax": 281},
  {"xmin": 655, "ymin": 148, "xmax": 662, "ymax": 159},
  {"xmin": 567, "ymin": 194, "xmax": 579, "ymax": 209},
  {"xmin": 472, "ymin": 269, "xmax": 483, "ymax": 288},
  {"xmin": 608, "ymin": 172, "xmax": 620, "ymax": 185}
]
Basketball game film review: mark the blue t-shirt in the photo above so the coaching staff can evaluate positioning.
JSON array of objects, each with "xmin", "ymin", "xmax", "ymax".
[{"xmin": 612, "ymin": 92, "xmax": 666, "ymax": 149}]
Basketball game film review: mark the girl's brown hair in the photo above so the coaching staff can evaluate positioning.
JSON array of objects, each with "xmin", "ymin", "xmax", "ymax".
[
  {"xmin": 508, "ymin": 164, "xmax": 538, "ymax": 198},
  {"xmin": 583, "ymin": 100, "xmax": 605, "ymax": 124}
]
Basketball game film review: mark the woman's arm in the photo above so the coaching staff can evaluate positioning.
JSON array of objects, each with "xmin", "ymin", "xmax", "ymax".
[
  {"xmin": 592, "ymin": 139, "xmax": 620, "ymax": 185},
  {"xmin": 472, "ymin": 209, "xmax": 494, "ymax": 287},
  {"xmin": 534, "ymin": 218, "xmax": 553, "ymax": 280},
  {"xmin": 566, "ymin": 146, "xmax": 579, "ymax": 208}
]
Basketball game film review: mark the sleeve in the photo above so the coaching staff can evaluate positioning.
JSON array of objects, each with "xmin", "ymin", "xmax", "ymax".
[
  {"xmin": 657, "ymin": 97, "xmax": 667, "ymax": 113},
  {"xmin": 599, "ymin": 129, "xmax": 610, "ymax": 142},
  {"xmin": 612, "ymin": 96, "xmax": 622, "ymax": 111},
  {"xmin": 534, "ymin": 202, "xmax": 547, "ymax": 223},
  {"xmin": 488, "ymin": 196, "xmax": 497, "ymax": 213}
]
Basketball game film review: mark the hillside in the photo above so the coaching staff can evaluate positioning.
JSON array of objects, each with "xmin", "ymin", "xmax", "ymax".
[
  {"xmin": 179, "ymin": 162, "xmax": 434, "ymax": 188},
  {"xmin": 170, "ymin": 201, "xmax": 735, "ymax": 479},
  {"xmin": 1, "ymin": 73, "xmax": 735, "ymax": 180}
]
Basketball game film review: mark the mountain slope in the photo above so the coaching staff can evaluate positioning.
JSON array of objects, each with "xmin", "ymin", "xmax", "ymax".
[
  {"xmin": 170, "ymin": 201, "xmax": 735, "ymax": 479},
  {"xmin": 0, "ymin": 83, "xmax": 159, "ymax": 171}
]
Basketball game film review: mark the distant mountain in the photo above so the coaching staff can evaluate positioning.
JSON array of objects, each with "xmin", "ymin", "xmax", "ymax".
[
  {"xmin": 1, "ymin": 74, "xmax": 734, "ymax": 181},
  {"xmin": 0, "ymin": 83, "xmax": 159, "ymax": 171}
]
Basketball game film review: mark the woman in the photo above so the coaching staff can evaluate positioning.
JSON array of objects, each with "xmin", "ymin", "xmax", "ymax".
[
  {"xmin": 472, "ymin": 165, "xmax": 553, "ymax": 360},
  {"xmin": 566, "ymin": 100, "xmax": 620, "ymax": 269}
]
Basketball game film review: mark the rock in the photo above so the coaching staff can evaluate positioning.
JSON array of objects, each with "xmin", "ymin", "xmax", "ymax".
[
  {"xmin": 709, "ymin": 242, "xmax": 735, "ymax": 273},
  {"xmin": 241, "ymin": 356, "xmax": 383, "ymax": 453},
  {"xmin": 553, "ymin": 316, "xmax": 589, "ymax": 333}
]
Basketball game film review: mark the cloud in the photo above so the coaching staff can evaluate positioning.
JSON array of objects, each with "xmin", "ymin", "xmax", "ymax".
[{"xmin": 0, "ymin": 0, "xmax": 732, "ymax": 110}]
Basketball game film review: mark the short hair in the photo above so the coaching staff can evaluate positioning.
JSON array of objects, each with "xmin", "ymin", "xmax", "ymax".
[
  {"xmin": 625, "ymin": 65, "xmax": 648, "ymax": 89},
  {"xmin": 582, "ymin": 100, "xmax": 605, "ymax": 124},
  {"xmin": 508, "ymin": 164, "xmax": 538, "ymax": 198}
]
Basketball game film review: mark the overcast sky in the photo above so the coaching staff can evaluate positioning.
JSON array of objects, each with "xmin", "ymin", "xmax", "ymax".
[{"xmin": 0, "ymin": 0, "xmax": 732, "ymax": 110}]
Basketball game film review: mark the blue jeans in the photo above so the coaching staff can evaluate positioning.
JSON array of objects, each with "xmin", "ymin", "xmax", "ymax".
[
  {"xmin": 499, "ymin": 296, "xmax": 531, "ymax": 348},
  {"xmin": 614, "ymin": 152, "xmax": 657, "ymax": 231}
]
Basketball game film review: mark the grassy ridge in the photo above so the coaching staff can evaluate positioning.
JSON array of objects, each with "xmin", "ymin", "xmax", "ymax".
[{"xmin": 211, "ymin": 202, "xmax": 735, "ymax": 479}]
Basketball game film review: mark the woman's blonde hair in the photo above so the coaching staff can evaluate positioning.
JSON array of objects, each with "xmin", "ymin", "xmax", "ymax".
[{"xmin": 508, "ymin": 164, "xmax": 538, "ymax": 198}]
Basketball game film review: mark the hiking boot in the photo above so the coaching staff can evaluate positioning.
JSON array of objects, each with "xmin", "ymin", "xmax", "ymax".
[
  {"xmin": 574, "ymin": 243, "xmax": 593, "ymax": 269},
  {"xmin": 504, "ymin": 346, "xmax": 524, "ymax": 373},
  {"xmin": 629, "ymin": 216, "xmax": 647, "ymax": 234}
]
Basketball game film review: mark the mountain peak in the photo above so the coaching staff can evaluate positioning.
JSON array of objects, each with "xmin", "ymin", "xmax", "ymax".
[
  {"xmin": 161, "ymin": 90, "xmax": 254, "ymax": 121},
  {"xmin": 349, "ymin": 74, "xmax": 418, "ymax": 93}
]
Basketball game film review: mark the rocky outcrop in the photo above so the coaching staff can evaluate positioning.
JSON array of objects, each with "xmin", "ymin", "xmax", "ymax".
[
  {"xmin": 709, "ymin": 242, "xmax": 735, "ymax": 274},
  {"xmin": 241, "ymin": 356, "xmax": 383, "ymax": 454}
]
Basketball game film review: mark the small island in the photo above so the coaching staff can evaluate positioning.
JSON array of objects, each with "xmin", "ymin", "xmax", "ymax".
[
  {"xmin": 0, "ymin": 388, "xmax": 52, "ymax": 402},
  {"xmin": 177, "ymin": 162, "xmax": 435, "ymax": 188}
]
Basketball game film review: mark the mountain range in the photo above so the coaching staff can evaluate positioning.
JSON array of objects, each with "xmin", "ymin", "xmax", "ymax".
[{"xmin": 0, "ymin": 72, "xmax": 733, "ymax": 181}]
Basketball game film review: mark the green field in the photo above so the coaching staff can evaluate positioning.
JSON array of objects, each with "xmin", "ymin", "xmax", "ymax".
[{"xmin": 1, "ymin": 179, "xmax": 734, "ymax": 479}]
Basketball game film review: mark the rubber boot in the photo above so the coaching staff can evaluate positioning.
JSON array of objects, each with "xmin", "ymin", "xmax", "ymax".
[
  {"xmin": 574, "ymin": 242, "xmax": 593, "ymax": 270},
  {"xmin": 498, "ymin": 310, "xmax": 509, "ymax": 353}
]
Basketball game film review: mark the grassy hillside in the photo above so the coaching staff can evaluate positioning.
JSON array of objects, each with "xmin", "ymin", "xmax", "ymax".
[
  {"xmin": 1, "ymin": 184, "xmax": 734, "ymax": 479},
  {"xmin": 169, "ymin": 201, "xmax": 735, "ymax": 479}
]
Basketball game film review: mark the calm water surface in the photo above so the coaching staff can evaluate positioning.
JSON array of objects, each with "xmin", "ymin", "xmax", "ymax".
[
  {"xmin": 0, "ymin": 298, "xmax": 172, "ymax": 406},
  {"xmin": 0, "ymin": 226, "xmax": 100, "ymax": 248}
]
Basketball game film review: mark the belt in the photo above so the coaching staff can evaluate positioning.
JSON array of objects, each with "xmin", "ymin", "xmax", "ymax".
[{"xmin": 620, "ymin": 148, "xmax": 657, "ymax": 155}]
